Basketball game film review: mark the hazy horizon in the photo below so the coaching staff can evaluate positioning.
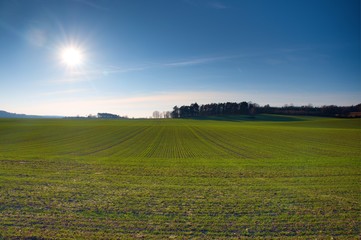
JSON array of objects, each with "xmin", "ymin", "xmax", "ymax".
[{"xmin": 1, "ymin": 0, "xmax": 360, "ymax": 118}]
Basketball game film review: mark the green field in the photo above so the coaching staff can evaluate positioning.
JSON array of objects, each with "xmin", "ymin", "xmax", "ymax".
[{"xmin": 0, "ymin": 115, "xmax": 360, "ymax": 239}]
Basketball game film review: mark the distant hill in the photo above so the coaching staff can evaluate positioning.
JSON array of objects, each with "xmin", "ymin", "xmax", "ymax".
[{"xmin": 0, "ymin": 110, "xmax": 62, "ymax": 119}]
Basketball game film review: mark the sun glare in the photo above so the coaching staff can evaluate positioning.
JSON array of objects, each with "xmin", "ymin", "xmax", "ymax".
[{"xmin": 60, "ymin": 47, "xmax": 84, "ymax": 67}]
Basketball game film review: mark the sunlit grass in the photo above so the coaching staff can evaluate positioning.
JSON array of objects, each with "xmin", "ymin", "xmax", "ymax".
[{"xmin": 0, "ymin": 116, "xmax": 360, "ymax": 238}]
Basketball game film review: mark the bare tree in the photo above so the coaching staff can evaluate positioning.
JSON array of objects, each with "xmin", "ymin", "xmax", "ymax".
[
  {"xmin": 152, "ymin": 111, "xmax": 160, "ymax": 119},
  {"xmin": 163, "ymin": 111, "xmax": 171, "ymax": 118}
]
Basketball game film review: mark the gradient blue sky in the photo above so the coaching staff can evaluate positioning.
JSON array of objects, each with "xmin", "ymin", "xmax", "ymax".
[{"xmin": 0, "ymin": 0, "xmax": 360, "ymax": 117}]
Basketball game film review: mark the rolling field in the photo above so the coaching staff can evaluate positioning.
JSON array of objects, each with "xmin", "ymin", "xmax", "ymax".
[{"xmin": 0, "ymin": 115, "xmax": 360, "ymax": 239}]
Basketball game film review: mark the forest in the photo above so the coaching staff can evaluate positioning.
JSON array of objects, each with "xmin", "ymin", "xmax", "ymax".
[{"xmin": 170, "ymin": 102, "xmax": 361, "ymax": 118}]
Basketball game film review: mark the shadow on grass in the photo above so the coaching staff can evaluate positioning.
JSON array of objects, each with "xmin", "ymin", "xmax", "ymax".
[{"xmin": 186, "ymin": 114, "xmax": 307, "ymax": 122}]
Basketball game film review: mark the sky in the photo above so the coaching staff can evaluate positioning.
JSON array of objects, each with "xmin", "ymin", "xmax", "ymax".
[{"xmin": 0, "ymin": 0, "xmax": 360, "ymax": 117}]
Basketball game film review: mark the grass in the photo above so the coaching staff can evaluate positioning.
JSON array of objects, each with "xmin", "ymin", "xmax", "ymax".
[{"xmin": 0, "ymin": 115, "xmax": 360, "ymax": 239}]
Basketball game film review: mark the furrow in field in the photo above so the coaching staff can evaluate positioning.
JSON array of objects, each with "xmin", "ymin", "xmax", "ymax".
[
  {"xmin": 161, "ymin": 126, "xmax": 227, "ymax": 159},
  {"xmin": 190, "ymin": 126, "xmax": 265, "ymax": 159},
  {"xmin": 79, "ymin": 126, "xmax": 150, "ymax": 156},
  {"xmin": 110, "ymin": 125, "xmax": 206, "ymax": 159},
  {"xmin": 1, "ymin": 125, "xmax": 126, "ymax": 156},
  {"xmin": 209, "ymin": 126, "xmax": 356, "ymax": 159},
  {"xmin": 0, "ymin": 118, "xmax": 360, "ymax": 239},
  {"xmin": 139, "ymin": 126, "xmax": 166, "ymax": 158},
  {"xmin": 210, "ymin": 126, "xmax": 316, "ymax": 158},
  {"xmin": 246, "ymin": 126, "xmax": 361, "ymax": 158},
  {"xmin": 111, "ymin": 127, "xmax": 159, "ymax": 158},
  {"xmin": 185, "ymin": 125, "xmax": 236, "ymax": 158},
  {"xmin": 56, "ymin": 126, "xmax": 145, "ymax": 156}
]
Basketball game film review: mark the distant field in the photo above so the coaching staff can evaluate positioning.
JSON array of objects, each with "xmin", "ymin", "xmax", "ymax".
[{"xmin": 0, "ymin": 115, "xmax": 360, "ymax": 239}]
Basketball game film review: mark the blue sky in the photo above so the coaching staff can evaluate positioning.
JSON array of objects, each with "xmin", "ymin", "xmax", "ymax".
[{"xmin": 0, "ymin": 0, "xmax": 360, "ymax": 117}]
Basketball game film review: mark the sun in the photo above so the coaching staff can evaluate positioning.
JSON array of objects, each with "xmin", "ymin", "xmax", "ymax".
[{"xmin": 60, "ymin": 46, "xmax": 84, "ymax": 67}]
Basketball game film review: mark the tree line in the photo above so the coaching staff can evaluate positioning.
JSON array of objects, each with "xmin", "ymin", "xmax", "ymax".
[
  {"xmin": 170, "ymin": 102, "xmax": 361, "ymax": 118},
  {"xmin": 97, "ymin": 113, "xmax": 127, "ymax": 119}
]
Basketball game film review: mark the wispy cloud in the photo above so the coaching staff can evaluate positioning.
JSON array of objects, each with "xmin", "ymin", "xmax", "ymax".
[
  {"xmin": 164, "ymin": 56, "xmax": 230, "ymax": 67},
  {"xmin": 48, "ymin": 75, "xmax": 93, "ymax": 84},
  {"xmin": 42, "ymin": 88, "xmax": 88, "ymax": 96},
  {"xmin": 108, "ymin": 55, "xmax": 237, "ymax": 70},
  {"xmin": 73, "ymin": 0, "xmax": 109, "ymax": 11},
  {"xmin": 209, "ymin": 1, "xmax": 228, "ymax": 9},
  {"xmin": 264, "ymin": 58, "xmax": 285, "ymax": 66},
  {"xmin": 50, "ymin": 55, "xmax": 239, "ymax": 83},
  {"xmin": 102, "ymin": 65, "xmax": 153, "ymax": 74},
  {"xmin": 279, "ymin": 47, "xmax": 312, "ymax": 53}
]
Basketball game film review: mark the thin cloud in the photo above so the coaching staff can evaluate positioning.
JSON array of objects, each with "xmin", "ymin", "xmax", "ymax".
[
  {"xmin": 73, "ymin": 0, "xmax": 109, "ymax": 11},
  {"xmin": 105, "ymin": 55, "xmax": 236, "ymax": 70},
  {"xmin": 165, "ymin": 58, "xmax": 218, "ymax": 67},
  {"xmin": 42, "ymin": 88, "xmax": 88, "ymax": 96},
  {"xmin": 209, "ymin": 2, "xmax": 228, "ymax": 9},
  {"xmin": 164, "ymin": 55, "xmax": 237, "ymax": 67},
  {"xmin": 48, "ymin": 66, "xmax": 151, "ymax": 84},
  {"xmin": 104, "ymin": 65, "xmax": 153, "ymax": 74},
  {"xmin": 279, "ymin": 47, "xmax": 312, "ymax": 53},
  {"xmin": 49, "ymin": 55, "xmax": 240, "ymax": 84},
  {"xmin": 48, "ymin": 75, "xmax": 92, "ymax": 84},
  {"xmin": 264, "ymin": 58, "xmax": 285, "ymax": 66}
]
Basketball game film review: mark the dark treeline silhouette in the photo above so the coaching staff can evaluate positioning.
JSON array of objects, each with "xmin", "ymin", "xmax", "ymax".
[
  {"xmin": 171, "ymin": 102, "xmax": 361, "ymax": 118},
  {"xmin": 97, "ymin": 113, "xmax": 126, "ymax": 119}
]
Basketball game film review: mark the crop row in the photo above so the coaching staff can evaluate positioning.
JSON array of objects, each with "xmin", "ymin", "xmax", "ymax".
[{"xmin": 0, "ymin": 118, "xmax": 359, "ymax": 238}]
